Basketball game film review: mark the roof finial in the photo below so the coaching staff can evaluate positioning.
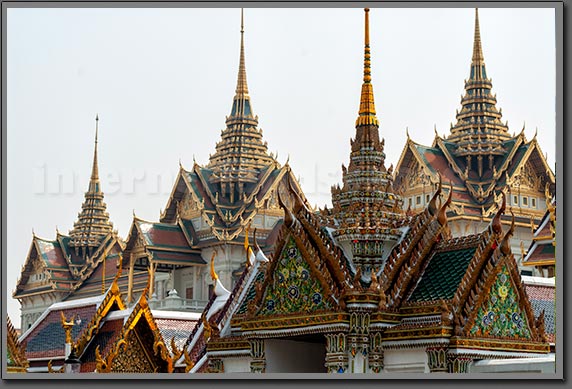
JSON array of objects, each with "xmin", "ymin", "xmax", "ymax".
[
  {"xmin": 91, "ymin": 114, "xmax": 99, "ymax": 181},
  {"xmin": 235, "ymin": 8, "xmax": 248, "ymax": 97},
  {"xmin": 472, "ymin": 8, "xmax": 485, "ymax": 64},
  {"xmin": 356, "ymin": 8, "xmax": 379, "ymax": 127}
]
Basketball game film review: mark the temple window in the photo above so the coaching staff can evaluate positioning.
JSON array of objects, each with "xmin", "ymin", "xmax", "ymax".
[
  {"xmin": 416, "ymin": 196, "xmax": 421, "ymax": 205},
  {"xmin": 513, "ymin": 195, "xmax": 518, "ymax": 205},
  {"xmin": 522, "ymin": 197, "xmax": 528, "ymax": 206},
  {"xmin": 531, "ymin": 198, "xmax": 536, "ymax": 208}
]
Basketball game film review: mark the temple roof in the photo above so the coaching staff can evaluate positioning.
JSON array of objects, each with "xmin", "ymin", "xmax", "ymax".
[
  {"xmin": 19, "ymin": 295, "xmax": 102, "ymax": 361},
  {"xmin": 394, "ymin": 9, "xmax": 555, "ymax": 212},
  {"xmin": 522, "ymin": 276, "xmax": 555, "ymax": 344},
  {"xmin": 407, "ymin": 243, "xmax": 478, "ymax": 303},
  {"xmin": 523, "ymin": 197, "xmax": 555, "ymax": 267}
]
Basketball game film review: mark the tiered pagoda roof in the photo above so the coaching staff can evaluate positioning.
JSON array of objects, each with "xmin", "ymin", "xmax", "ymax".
[
  {"xmin": 328, "ymin": 8, "xmax": 405, "ymax": 273},
  {"xmin": 153, "ymin": 10, "xmax": 306, "ymax": 246},
  {"xmin": 68, "ymin": 116, "xmax": 114, "ymax": 257},
  {"xmin": 394, "ymin": 8, "xmax": 555, "ymax": 220},
  {"xmin": 14, "ymin": 117, "xmax": 125, "ymax": 310},
  {"xmin": 207, "ymin": 10, "xmax": 275, "ymax": 195},
  {"xmin": 447, "ymin": 9, "xmax": 512, "ymax": 159}
]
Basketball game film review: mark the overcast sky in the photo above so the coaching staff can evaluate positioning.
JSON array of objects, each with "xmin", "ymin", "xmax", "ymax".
[{"xmin": 6, "ymin": 7, "xmax": 556, "ymax": 327}]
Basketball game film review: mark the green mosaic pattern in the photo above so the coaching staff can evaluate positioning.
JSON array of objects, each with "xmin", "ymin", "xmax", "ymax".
[
  {"xmin": 408, "ymin": 247, "xmax": 476, "ymax": 302},
  {"xmin": 259, "ymin": 235, "xmax": 332, "ymax": 315},
  {"xmin": 470, "ymin": 265, "xmax": 531, "ymax": 339}
]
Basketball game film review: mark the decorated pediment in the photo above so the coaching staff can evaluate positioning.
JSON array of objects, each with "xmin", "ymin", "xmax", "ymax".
[
  {"xmin": 257, "ymin": 235, "xmax": 334, "ymax": 316},
  {"xmin": 468, "ymin": 264, "xmax": 532, "ymax": 339}
]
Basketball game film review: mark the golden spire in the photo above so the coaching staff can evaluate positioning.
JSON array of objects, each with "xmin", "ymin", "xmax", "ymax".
[
  {"xmin": 236, "ymin": 8, "xmax": 248, "ymax": 96},
  {"xmin": 91, "ymin": 114, "xmax": 99, "ymax": 181},
  {"xmin": 356, "ymin": 8, "xmax": 379, "ymax": 127},
  {"xmin": 228, "ymin": 7, "xmax": 252, "ymax": 120},
  {"xmin": 68, "ymin": 116, "xmax": 114, "ymax": 252},
  {"xmin": 472, "ymin": 8, "xmax": 484, "ymax": 64}
]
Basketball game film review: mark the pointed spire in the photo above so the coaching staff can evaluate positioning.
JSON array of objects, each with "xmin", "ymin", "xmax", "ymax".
[
  {"xmin": 90, "ymin": 114, "xmax": 100, "ymax": 183},
  {"xmin": 207, "ymin": 8, "xmax": 275, "ymax": 188},
  {"xmin": 227, "ymin": 8, "xmax": 255, "ymax": 123},
  {"xmin": 356, "ymin": 8, "xmax": 379, "ymax": 127},
  {"xmin": 472, "ymin": 8, "xmax": 484, "ymax": 64},
  {"xmin": 331, "ymin": 8, "xmax": 402, "ymax": 274},
  {"xmin": 446, "ymin": 8, "xmax": 511, "ymax": 156},
  {"xmin": 236, "ymin": 8, "xmax": 248, "ymax": 96}
]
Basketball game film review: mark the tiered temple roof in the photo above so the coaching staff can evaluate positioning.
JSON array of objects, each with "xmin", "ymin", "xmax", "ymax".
[
  {"xmin": 68, "ymin": 116, "xmax": 115, "ymax": 258},
  {"xmin": 207, "ymin": 10, "xmax": 276, "ymax": 194},
  {"xmin": 446, "ymin": 9, "xmax": 512, "ymax": 158},
  {"xmin": 394, "ymin": 9, "xmax": 555, "ymax": 222},
  {"xmin": 13, "ymin": 117, "xmax": 125, "ymax": 329}
]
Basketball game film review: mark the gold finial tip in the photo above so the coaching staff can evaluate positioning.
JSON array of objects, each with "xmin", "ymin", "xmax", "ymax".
[
  {"xmin": 96, "ymin": 113, "xmax": 99, "ymax": 121},
  {"xmin": 364, "ymin": 8, "xmax": 370, "ymax": 12}
]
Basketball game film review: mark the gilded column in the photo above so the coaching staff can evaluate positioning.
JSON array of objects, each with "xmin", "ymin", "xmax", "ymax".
[
  {"xmin": 368, "ymin": 331, "xmax": 384, "ymax": 373},
  {"xmin": 249, "ymin": 338, "xmax": 265, "ymax": 373},
  {"xmin": 324, "ymin": 333, "xmax": 348, "ymax": 373},
  {"xmin": 347, "ymin": 312, "xmax": 370, "ymax": 373}
]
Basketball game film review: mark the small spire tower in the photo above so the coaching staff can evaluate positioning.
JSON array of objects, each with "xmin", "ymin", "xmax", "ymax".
[
  {"xmin": 330, "ymin": 9, "xmax": 404, "ymax": 274},
  {"xmin": 208, "ymin": 9, "xmax": 275, "ymax": 202},
  {"xmin": 447, "ymin": 8, "xmax": 512, "ymax": 175},
  {"xmin": 68, "ymin": 115, "xmax": 114, "ymax": 260}
]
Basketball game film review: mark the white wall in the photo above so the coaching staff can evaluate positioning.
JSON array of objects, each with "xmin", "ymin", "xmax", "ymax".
[
  {"xmin": 470, "ymin": 356, "xmax": 555, "ymax": 374},
  {"xmin": 222, "ymin": 356, "xmax": 251, "ymax": 373},
  {"xmin": 383, "ymin": 348, "xmax": 428, "ymax": 373}
]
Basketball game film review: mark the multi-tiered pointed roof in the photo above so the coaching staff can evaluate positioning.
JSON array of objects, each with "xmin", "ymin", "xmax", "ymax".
[
  {"xmin": 68, "ymin": 115, "xmax": 114, "ymax": 258},
  {"xmin": 330, "ymin": 8, "xmax": 405, "ymax": 273},
  {"xmin": 394, "ymin": 8, "xmax": 554, "ymax": 225},
  {"xmin": 447, "ymin": 8, "xmax": 511, "ymax": 165},
  {"xmin": 207, "ymin": 10, "xmax": 276, "ymax": 202},
  {"xmin": 156, "ymin": 10, "xmax": 306, "ymax": 245},
  {"xmin": 14, "ymin": 117, "xmax": 124, "ymax": 331}
]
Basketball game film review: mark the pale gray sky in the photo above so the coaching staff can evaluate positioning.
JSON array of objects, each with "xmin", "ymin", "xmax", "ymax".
[{"xmin": 6, "ymin": 7, "xmax": 556, "ymax": 327}]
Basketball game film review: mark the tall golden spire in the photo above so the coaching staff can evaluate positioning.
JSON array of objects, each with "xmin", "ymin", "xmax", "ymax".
[
  {"xmin": 227, "ymin": 7, "xmax": 254, "ymax": 122},
  {"xmin": 331, "ymin": 8, "xmax": 403, "ymax": 273},
  {"xmin": 91, "ymin": 114, "xmax": 99, "ymax": 182},
  {"xmin": 235, "ymin": 8, "xmax": 248, "ymax": 96},
  {"xmin": 208, "ymin": 8, "xmax": 275, "ymax": 197},
  {"xmin": 69, "ymin": 116, "xmax": 114, "ymax": 256},
  {"xmin": 356, "ymin": 8, "xmax": 379, "ymax": 127},
  {"xmin": 472, "ymin": 8, "xmax": 484, "ymax": 64},
  {"xmin": 447, "ymin": 8, "xmax": 511, "ymax": 159}
]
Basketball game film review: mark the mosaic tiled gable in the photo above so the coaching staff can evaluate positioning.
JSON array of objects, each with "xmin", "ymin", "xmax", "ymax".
[
  {"xmin": 470, "ymin": 265, "xmax": 532, "ymax": 339},
  {"xmin": 260, "ymin": 236, "xmax": 332, "ymax": 315}
]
